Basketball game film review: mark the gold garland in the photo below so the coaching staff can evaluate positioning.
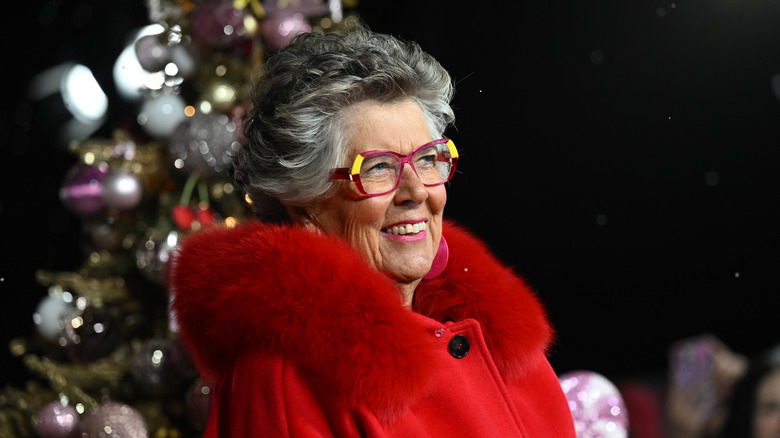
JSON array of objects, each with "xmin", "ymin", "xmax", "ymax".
[{"xmin": 35, "ymin": 270, "xmax": 129, "ymax": 305}]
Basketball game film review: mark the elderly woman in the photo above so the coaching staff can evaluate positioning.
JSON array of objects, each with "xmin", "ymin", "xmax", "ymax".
[{"xmin": 169, "ymin": 24, "xmax": 575, "ymax": 437}]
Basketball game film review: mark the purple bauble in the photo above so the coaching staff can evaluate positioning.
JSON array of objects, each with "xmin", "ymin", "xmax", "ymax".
[
  {"xmin": 37, "ymin": 400, "xmax": 79, "ymax": 438},
  {"xmin": 60, "ymin": 164, "xmax": 108, "ymax": 216},
  {"xmin": 559, "ymin": 370, "xmax": 629, "ymax": 438},
  {"xmin": 190, "ymin": 0, "xmax": 247, "ymax": 49},
  {"xmin": 63, "ymin": 305, "xmax": 121, "ymax": 363},
  {"xmin": 79, "ymin": 401, "xmax": 148, "ymax": 438},
  {"xmin": 260, "ymin": 0, "xmax": 331, "ymax": 17},
  {"xmin": 102, "ymin": 170, "xmax": 143, "ymax": 210}
]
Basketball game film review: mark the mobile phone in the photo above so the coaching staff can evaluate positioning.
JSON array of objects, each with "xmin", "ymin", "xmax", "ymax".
[{"xmin": 669, "ymin": 335, "xmax": 719, "ymax": 416}]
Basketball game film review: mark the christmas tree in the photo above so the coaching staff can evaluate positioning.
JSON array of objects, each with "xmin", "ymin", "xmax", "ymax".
[{"xmin": 1, "ymin": 1, "xmax": 358, "ymax": 437}]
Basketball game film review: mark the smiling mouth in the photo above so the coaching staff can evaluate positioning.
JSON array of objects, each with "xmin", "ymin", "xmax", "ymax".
[{"xmin": 383, "ymin": 221, "xmax": 427, "ymax": 236}]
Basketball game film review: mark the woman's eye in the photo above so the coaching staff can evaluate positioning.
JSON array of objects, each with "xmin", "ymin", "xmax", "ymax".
[
  {"xmin": 369, "ymin": 162, "xmax": 390, "ymax": 171},
  {"xmin": 416, "ymin": 152, "xmax": 438, "ymax": 168},
  {"xmin": 362, "ymin": 158, "xmax": 396, "ymax": 177}
]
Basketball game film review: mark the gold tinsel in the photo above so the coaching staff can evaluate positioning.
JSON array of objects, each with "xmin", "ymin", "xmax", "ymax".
[
  {"xmin": 68, "ymin": 132, "xmax": 175, "ymax": 197},
  {"xmin": 0, "ymin": 382, "xmax": 54, "ymax": 438},
  {"xmin": 22, "ymin": 356, "xmax": 101, "ymax": 412},
  {"xmin": 35, "ymin": 270, "xmax": 129, "ymax": 306}
]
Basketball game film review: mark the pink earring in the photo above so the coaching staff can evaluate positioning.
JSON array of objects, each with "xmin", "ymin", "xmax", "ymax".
[{"xmin": 424, "ymin": 236, "xmax": 449, "ymax": 279}]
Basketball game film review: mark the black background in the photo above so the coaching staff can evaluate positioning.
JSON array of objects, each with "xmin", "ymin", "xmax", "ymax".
[{"xmin": 3, "ymin": 0, "xmax": 780, "ymax": 390}]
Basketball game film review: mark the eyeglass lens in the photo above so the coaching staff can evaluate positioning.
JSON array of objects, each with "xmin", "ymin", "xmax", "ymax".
[{"xmin": 358, "ymin": 143, "xmax": 453, "ymax": 195}]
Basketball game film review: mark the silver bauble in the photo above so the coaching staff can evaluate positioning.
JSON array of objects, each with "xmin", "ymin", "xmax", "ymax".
[
  {"xmin": 135, "ymin": 229, "xmax": 180, "ymax": 285},
  {"xmin": 167, "ymin": 112, "xmax": 240, "ymax": 176},
  {"xmin": 102, "ymin": 171, "xmax": 143, "ymax": 210}
]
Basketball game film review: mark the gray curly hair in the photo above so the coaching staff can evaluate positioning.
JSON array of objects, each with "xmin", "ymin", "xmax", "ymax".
[{"xmin": 232, "ymin": 22, "xmax": 456, "ymax": 223}]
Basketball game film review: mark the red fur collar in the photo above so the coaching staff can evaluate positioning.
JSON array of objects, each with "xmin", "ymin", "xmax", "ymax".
[{"xmin": 169, "ymin": 220, "xmax": 553, "ymax": 414}]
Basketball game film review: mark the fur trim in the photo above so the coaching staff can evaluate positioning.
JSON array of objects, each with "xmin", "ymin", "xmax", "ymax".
[
  {"xmin": 169, "ymin": 220, "xmax": 552, "ymax": 414},
  {"xmin": 415, "ymin": 222, "xmax": 552, "ymax": 382}
]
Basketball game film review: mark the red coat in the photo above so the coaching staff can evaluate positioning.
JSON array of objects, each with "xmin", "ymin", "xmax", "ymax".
[{"xmin": 169, "ymin": 220, "xmax": 576, "ymax": 437}]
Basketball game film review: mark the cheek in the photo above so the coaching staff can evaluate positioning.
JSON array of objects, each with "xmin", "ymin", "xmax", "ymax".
[
  {"xmin": 353, "ymin": 197, "xmax": 392, "ymax": 230},
  {"xmin": 427, "ymin": 187, "xmax": 447, "ymax": 245},
  {"xmin": 428, "ymin": 186, "xmax": 447, "ymax": 223},
  {"xmin": 310, "ymin": 187, "xmax": 386, "ymax": 233},
  {"xmin": 331, "ymin": 197, "xmax": 391, "ymax": 244},
  {"xmin": 429, "ymin": 186, "xmax": 447, "ymax": 212}
]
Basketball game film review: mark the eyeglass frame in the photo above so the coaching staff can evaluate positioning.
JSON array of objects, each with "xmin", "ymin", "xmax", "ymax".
[{"xmin": 329, "ymin": 138, "xmax": 459, "ymax": 197}]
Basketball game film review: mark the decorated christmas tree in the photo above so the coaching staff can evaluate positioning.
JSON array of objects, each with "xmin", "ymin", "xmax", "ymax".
[{"xmin": 1, "ymin": 1, "xmax": 357, "ymax": 437}]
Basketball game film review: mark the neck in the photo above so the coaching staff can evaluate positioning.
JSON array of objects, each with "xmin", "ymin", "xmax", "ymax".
[{"xmin": 396, "ymin": 279, "xmax": 420, "ymax": 308}]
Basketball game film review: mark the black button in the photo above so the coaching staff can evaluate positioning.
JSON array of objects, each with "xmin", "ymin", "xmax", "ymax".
[{"xmin": 448, "ymin": 334, "xmax": 470, "ymax": 359}]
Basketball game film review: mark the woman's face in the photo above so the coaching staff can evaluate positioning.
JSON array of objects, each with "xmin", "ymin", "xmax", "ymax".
[
  {"xmin": 299, "ymin": 99, "xmax": 446, "ymax": 295},
  {"xmin": 753, "ymin": 368, "xmax": 780, "ymax": 438}
]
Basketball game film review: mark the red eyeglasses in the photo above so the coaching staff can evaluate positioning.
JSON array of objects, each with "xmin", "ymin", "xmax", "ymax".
[{"xmin": 329, "ymin": 138, "xmax": 459, "ymax": 197}]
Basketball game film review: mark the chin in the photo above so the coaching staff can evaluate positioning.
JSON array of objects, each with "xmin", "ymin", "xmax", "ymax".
[{"xmin": 385, "ymin": 259, "xmax": 432, "ymax": 283}]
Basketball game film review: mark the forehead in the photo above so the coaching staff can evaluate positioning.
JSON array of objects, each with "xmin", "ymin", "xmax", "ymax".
[{"xmin": 342, "ymin": 100, "xmax": 431, "ymax": 155}]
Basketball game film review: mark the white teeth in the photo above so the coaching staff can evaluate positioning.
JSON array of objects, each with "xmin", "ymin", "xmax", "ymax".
[{"xmin": 385, "ymin": 222, "xmax": 426, "ymax": 236}]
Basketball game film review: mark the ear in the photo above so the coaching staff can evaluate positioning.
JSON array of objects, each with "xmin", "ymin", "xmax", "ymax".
[{"xmin": 283, "ymin": 204, "xmax": 321, "ymax": 232}]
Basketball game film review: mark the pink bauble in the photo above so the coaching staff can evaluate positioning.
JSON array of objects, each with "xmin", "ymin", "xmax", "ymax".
[
  {"xmin": 261, "ymin": 12, "xmax": 312, "ymax": 50},
  {"xmin": 559, "ymin": 370, "xmax": 629, "ymax": 438},
  {"xmin": 60, "ymin": 164, "xmax": 108, "ymax": 216},
  {"xmin": 79, "ymin": 401, "xmax": 148, "ymax": 438},
  {"xmin": 37, "ymin": 400, "xmax": 79, "ymax": 438}
]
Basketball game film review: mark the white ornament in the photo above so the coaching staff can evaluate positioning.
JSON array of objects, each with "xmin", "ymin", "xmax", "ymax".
[
  {"xmin": 33, "ymin": 290, "xmax": 77, "ymax": 341},
  {"xmin": 138, "ymin": 93, "xmax": 187, "ymax": 138}
]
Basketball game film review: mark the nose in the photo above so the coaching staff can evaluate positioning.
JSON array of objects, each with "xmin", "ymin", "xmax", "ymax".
[{"xmin": 394, "ymin": 162, "xmax": 428, "ymax": 205}]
